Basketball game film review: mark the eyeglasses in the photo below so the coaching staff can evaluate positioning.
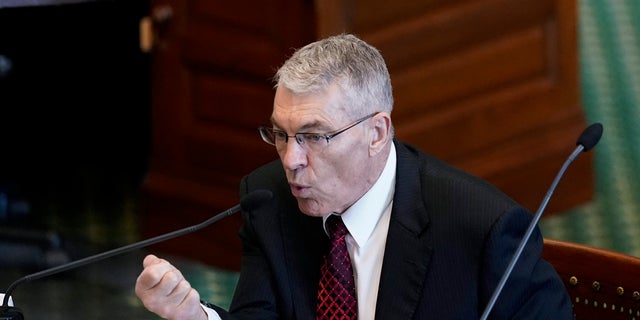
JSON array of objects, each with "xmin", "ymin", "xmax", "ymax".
[{"xmin": 259, "ymin": 112, "xmax": 379, "ymax": 152}]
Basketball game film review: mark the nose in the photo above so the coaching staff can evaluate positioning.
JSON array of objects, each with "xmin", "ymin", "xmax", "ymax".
[{"xmin": 280, "ymin": 138, "xmax": 308, "ymax": 171}]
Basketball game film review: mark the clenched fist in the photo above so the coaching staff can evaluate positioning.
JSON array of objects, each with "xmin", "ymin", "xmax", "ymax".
[{"xmin": 135, "ymin": 254, "xmax": 207, "ymax": 320}]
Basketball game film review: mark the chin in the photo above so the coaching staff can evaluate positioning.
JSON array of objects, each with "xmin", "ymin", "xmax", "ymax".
[{"xmin": 296, "ymin": 199, "xmax": 325, "ymax": 218}]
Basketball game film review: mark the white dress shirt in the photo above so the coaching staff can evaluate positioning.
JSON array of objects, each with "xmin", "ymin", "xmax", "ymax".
[
  {"xmin": 331, "ymin": 143, "xmax": 396, "ymax": 319},
  {"xmin": 204, "ymin": 144, "xmax": 397, "ymax": 320}
]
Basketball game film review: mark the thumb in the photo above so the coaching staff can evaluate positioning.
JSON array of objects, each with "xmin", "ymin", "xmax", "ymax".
[{"xmin": 142, "ymin": 254, "xmax": 162, "ymax": 268}]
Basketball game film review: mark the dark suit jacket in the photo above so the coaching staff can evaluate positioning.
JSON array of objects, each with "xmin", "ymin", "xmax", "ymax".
[{"xmin": 210, "ymin": 141, "xmax": 572, "ymax": 319}]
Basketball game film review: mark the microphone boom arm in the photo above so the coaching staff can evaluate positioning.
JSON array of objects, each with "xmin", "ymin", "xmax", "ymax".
[
  {"xmin": 1, "ymin": 203, "xmax": 240, "ymax": 308},
  {"xmin": 479, "ymin": 145, "xmax": 584, "ymax": 320}
]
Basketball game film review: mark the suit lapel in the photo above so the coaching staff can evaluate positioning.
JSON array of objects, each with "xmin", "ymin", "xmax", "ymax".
[
  {"xmin": 375, "ymin": 141, "xmax": 433, "ymax": 319},
  {"xmin": 278, "ymin": 192, "xmax": 327, "ymax": 319}
]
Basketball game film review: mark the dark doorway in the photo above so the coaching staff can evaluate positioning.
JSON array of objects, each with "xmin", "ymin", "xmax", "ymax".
[{"xmin": 0, "ymin": 0, "xmax": 150, "ymax": 267}]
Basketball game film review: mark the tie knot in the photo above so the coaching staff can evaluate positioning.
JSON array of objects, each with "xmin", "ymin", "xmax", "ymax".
[{"xmin": 326, "ymin": 215, "xmax": 348, "ymax": 241}]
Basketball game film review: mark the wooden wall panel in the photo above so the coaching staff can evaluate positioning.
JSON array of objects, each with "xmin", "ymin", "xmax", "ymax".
[
  {"xmin": 143, "ymin": 0, "xmax": 316, "ymax": 269},
  {"xmin": 316, "ymin": 0, "xmax": 591, "ymax": 215}
]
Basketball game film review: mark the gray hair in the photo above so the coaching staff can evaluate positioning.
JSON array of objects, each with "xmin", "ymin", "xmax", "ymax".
[{"xmin": 274, "ymin": 34, "xmax": 393, "ymax": 117}]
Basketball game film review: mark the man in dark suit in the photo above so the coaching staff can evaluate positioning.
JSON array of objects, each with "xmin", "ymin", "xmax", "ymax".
[{"xmin": 135, "ymin": 34, "xmax": 573, "ymax": 319}]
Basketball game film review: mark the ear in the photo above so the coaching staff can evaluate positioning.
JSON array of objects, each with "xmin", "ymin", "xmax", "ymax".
[{"xmin": 369, "ymin": 112, "xmax": 392, "ymax": 156}]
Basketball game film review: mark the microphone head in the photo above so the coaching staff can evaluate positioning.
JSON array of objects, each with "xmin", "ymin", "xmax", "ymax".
[
  {"xmin": 240, "ymin": 189, "xmax": 273, "ymax": 211},
  {"xmin": 576, "ymin": 122, "xmax": 603, "ymax": 152},
  {"xmin": 0, "ymin": 306, "xmax": 24, "ymax": 320}
]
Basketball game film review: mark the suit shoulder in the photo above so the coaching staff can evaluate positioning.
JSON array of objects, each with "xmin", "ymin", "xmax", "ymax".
[{"xmin": 398, "ymin": 141, "xmax": 522, "ymax": 215}]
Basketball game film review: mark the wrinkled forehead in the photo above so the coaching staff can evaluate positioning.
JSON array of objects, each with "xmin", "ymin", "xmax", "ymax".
[{"xmin": 271, "ymin": 85, "xmax": 348, "ymax": 131}]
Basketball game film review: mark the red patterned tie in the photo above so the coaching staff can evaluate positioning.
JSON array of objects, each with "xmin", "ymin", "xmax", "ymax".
[{"xmin": 316, "ymin": 215, "xmax": 357, "ymax": 320}]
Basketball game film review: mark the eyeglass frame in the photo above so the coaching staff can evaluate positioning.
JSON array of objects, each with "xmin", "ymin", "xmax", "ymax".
[{"xmin": 259, "ymin": 112, "xmax": 380, "ymax": 150}]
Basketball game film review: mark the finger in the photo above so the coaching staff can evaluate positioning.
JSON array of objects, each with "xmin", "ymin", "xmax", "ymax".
[
  {"xmin": 142, "ymin": 254, "xmax": 161, "ymax": 268},
  {"xmin": 144, "ymin": 273, "xmax": 194, "ymax": 319},
  {"xmin": 135, "ymin": 268, "xmax": 185, "ymax": 311},
  {"xmin": 166, "ymin": 286, "xmax": 204, "ymax": 320},
  {"xmin": 136, "ymin": 258, "xmax": 179, "ymax": 291},
  {"xmin": 169, "ymin": 276, "xmax": 194, "ymax": 306}
]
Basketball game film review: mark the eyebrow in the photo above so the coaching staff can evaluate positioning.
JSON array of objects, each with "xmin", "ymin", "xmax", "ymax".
[{"xmin": 270, "ymin": 117, "xmax": 333, "ymax": 133}]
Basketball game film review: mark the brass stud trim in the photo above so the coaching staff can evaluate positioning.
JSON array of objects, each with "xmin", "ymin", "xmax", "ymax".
[{"xmin": 592, "ymin": 281, "xmax": 601, "ymax": 291}]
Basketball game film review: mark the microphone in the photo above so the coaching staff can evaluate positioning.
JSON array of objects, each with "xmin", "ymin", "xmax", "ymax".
[
  {"xmin": 0, "ymin": 189, "xmax": 273, "ymax": 318},
  {"xmin": 480, "ymin": 123, "xmax": 603, "ymax": 320}
]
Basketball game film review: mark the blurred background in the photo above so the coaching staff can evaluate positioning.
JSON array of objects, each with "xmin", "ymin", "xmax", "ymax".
[
  {"xmin": 0, "ymin": 0, "xmax": 638, "ymax": 319},
  {"xmin": 539, "ymin": 0, "xmax": 640, "ymax": 256}
]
